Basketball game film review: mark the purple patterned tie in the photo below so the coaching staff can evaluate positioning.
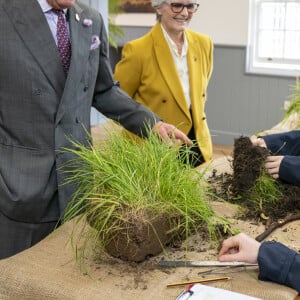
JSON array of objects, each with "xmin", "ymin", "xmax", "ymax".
[{"xmin": 53, "ymin": 9, "xmax": 71, "ymax": 75}]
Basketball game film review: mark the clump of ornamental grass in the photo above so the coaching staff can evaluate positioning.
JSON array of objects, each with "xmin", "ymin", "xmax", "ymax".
[{"xmin": 62, "ymin": 127, "xmax": 225, "ymax": 267}]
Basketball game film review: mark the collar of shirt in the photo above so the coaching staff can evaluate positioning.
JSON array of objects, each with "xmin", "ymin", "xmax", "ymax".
[
  {"xmin": 160, "ymin": 23, "xmax": 188, "ymax": 57},
  {"xmin": 37, "ymin": 0, "xmax": 68, "ymax": 14},
  {"xmin": 37, "ymin": 0, "xmax": 69, "ymax": 46}
]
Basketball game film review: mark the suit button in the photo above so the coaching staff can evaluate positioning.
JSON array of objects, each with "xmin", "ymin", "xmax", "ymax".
[
  {"xmin": 33, "ymin": 89, "xmax": 42, "ymax": 95},
  {"xmin": 202, "ymin": 117, "xmax": 206, "ymax": 120},
  {"xmin": 202, "ymin": 93, "xmax": 205, "ymax": 97},
  {"xmin": 162, "ymin": 99, "xmax": 167, "ymax": 103},
  {"xmin": 84, "ymin": 86, "xmax": 88, "ymax": 92}
]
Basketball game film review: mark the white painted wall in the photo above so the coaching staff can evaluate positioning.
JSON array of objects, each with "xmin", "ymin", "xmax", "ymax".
[
  {"xmin": 191, "ymin": 0, "xmax": 249, "ymax": 46},
  {"xmin": 115, "ymin": 0, "xmax": 250, "ymax": 46}
]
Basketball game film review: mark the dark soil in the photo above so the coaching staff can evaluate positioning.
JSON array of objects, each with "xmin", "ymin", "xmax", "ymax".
[
  {"xmin": 104, "ymin": 210, "xmax": 172, "ymax": 262},
  {"xmin": 103, "ymin": 208, "xmax": 207, "ymax": 263},
  {"xmin": 209, "ymin": 136, "xmax": 300, "ymax": 222}
]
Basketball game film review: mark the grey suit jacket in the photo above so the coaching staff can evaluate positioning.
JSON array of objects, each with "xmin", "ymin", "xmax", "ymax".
[{"xmin": 0, "ymin": 0, "xmax": 159, "ymax": 223}]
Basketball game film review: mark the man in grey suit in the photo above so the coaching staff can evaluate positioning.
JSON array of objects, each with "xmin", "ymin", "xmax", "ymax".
[{"xmin": 0, "ymin": 0, "xmax": 191, "ymax": 259}]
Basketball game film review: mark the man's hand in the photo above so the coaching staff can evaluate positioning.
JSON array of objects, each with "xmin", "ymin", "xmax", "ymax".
[
  {"xmin": 218, "ymin": 233, "xmax": 260, "ymax": 264},
  {"xmin": 152, "ymin": 121, "xmax": 192, "ymax": 146},
  {"xmin": 264, "ymin": 155, "xmax": 284, "ymax": 179}
]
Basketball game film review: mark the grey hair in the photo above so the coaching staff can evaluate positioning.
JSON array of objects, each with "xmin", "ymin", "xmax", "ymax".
[
  {"xmin": 151, "ymin": 0, "xmax": 165, "ymax": 7},
  {"xmin": 151, "ymin": 0, "xmax": 164, "ymax": 21}
]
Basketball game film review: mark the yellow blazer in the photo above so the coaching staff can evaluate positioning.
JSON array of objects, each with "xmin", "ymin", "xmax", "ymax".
[{"xmin": 114, "ymin": 22, "xmax": 213, "ymax": 162}]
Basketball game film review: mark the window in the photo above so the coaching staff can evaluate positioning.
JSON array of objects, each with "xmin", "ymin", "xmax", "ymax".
[{"xmin": 247, "ymin": 0, "xmax": 300, "ymax": 77}]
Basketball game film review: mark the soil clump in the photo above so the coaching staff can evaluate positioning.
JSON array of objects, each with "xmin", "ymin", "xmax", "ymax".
[{"xmin": 209, "ymin": 136, "xmax": 300, "ymax": 223}]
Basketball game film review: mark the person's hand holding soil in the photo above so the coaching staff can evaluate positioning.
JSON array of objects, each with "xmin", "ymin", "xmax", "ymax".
[
  {"xmin": 265, "ymin": 155, "xmax": 284, "ymax": 179},
  {"xmin": 251, "ymin": 137, "xmax": 284, "ymax": 179},
  {"xmin": 251, "ymin": 136, "xmax": 267, "ymax": 148}
]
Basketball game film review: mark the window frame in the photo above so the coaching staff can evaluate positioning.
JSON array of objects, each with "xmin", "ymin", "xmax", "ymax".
[{"xmin": 246, "ymin": 0, "xmax": 300, "ymax": 77}]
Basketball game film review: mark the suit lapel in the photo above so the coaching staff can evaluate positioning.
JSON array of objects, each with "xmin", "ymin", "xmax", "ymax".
[
  {"xmin": 186, "ymin": 32, "xmax": 201, "ymax": 112},
  {"xmin": 152, "ymin": 23, "xmax": 190, "ymax": 119},
  {"xmin": 3, "ymin": 0, "xmax": 66, "ymax": 96},
  {"xmin": 55, "ymin": 3, "xmax": 92, "ymax": 125},
  {"xmin": 66, "ymin": 3, "xmax": 90, "ymax": 82}
]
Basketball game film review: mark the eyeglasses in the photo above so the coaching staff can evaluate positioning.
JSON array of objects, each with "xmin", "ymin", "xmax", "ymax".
[{"xmin": 163, "ymin": 2, "xmax": 200, "ymax": 13}]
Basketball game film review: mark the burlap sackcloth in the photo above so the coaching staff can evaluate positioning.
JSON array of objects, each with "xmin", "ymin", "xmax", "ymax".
[
  {"xmin": 0, "ymin": 115, "xmax": 299, "ymax": 300},
  {"xmin": 0, "ymin": 211, "xmax": 298, "ymax": 300},
  {"xmin": 0, "ymin": 157, "xmax": 298, "ymax": 300}
]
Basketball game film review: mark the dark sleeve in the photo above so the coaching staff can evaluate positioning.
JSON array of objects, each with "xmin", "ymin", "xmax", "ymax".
[
  {"xmin": 279, "ymin": 156, "xmax": 300, "ymax": 186},
  {"xmin": 262, "ymin": 130, "xmax": 300, "ymax": 155},
  {"xmin": 261, "ymin": 131, "xmax": 300, "ymax": 186},
  {"xmin": 91, "ymin": 13, "xmax": 161, "ymax": 137},
  {"xmin": 258, "ymin": 241, "xmax": 300, "ymax": 293}
]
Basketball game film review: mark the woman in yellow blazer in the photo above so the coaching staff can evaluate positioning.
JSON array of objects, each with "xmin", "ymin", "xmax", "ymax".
[{"xmin": 115, "ymin": 0, "xmax": 213, "ymax": 167}]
